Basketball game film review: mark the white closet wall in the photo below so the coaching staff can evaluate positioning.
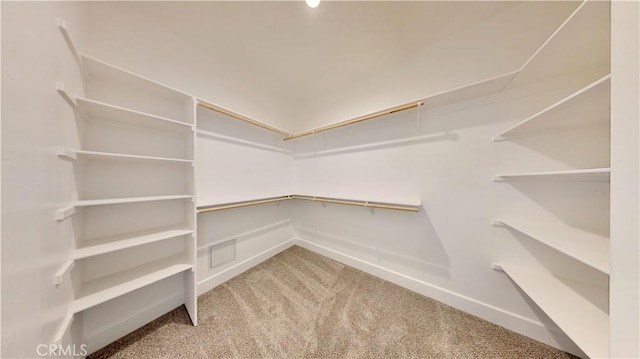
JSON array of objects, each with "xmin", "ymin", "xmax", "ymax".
[
  {"xmin": 195, "ymin": 106, "xmax": 296, "ymax": 295},
  {"xmin": 2, "ymin": 2, "xmax": 87, "ymax": 357}
]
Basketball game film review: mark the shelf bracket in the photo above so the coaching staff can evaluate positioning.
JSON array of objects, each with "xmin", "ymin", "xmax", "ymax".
[
  {"xmin": 56, "ymin": 206, "xmax": 76, "ymax": 221},
  {"xmin": 416, "ymin": 101, "xmax": 422, "ymax": 131},
  {"xmin": 491, "ymin": 263, "xmax": 504, "ymax": 272},
  {"xmin": 55, "ymin": 260, "xmax": 75, "ymax": 287},
  {"xmin": 56, "ymin": 82, "xmax": 77, "ymax": 109},
  {"xmin": 57, "ymin": 18, "xmax": 88, "ymax": 79},
  {"xmin": 57, "ymin": 147, "xmax": 77, "ymax": 161},
  {"xmin": 53, "ymin": 314, "xmax": 74, "ymax": 345}
]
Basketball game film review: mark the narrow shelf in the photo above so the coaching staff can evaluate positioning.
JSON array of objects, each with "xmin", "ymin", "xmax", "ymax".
[
  {"xmin": 73, "ymin": 227, "xmax": 194, "ymax": 260},
  {"xmin": 494, "ymin": 219, "xmax": 609, "ymax": 274},
  {"xmin": 493, "ymin": 168, "xmax": 610, "ymax": 182},
  {"xmin": 197, "ymin": 195, "xmax": 422, "ymax": 213},
  {"xmin": 494, "ymin": 74, "xmax": 611, "ymax": 141},
  {"xmin": 494, "ymin": 264, "xmax": 609, "ymax": 359},
  {"xmin": 72, "ymin": 255, "xmax": 192, "ymax": 313},
  {"xmin": 58, "ymin": 149, "xmax": 193, "ymax": 164},
  {"xmin": 504, "ymin": 0, "xmax": 610, "ymax": 90},
  {"xmin": 421, "ymin": 71, "xmax": 518, "ymax": 109},
  {"xmin": 71, "ymin": 195, "xmax": 193, "ymax": 208},
  {"xmin": 82, "ymin": 55, "xmax": 192, "ymax": 105},
  {"xmin": 76, "ymin": 97, "xmax": 193, "ymax": 133}
]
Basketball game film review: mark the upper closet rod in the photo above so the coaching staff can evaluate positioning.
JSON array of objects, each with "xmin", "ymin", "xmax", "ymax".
[
  {"xmin": 290, "ymin": 195, "xmax": 420, "ymax": 212},
  {"xmin": 198, "ymin": 195, "xmax": 292, "ymax": 213},
  {"xmin": 198, "ymin": 100, "xmax": 292, "ymax": 137},
  {"xmin": 197, "ymin": 195, "xmax": 421, "ymax": 213},
  {"xmin": 284, "ymin": 101, "xmax": 424, "ymax": 141}
]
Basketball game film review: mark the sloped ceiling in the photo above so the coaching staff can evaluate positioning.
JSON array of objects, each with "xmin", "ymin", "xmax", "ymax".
[{"xmin": 85, "ymin": 1, "xmax": 579, "ymax": 131}]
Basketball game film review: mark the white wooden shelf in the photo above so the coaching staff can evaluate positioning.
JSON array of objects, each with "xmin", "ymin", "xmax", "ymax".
[
  {"xmin": 57, "ymin": 195, "xmax": 193, "ymax": 220},
  {"xmin": 494, "ymin": 264, "xmax": 609, "ymax": 359},
  {"xmin": 73, "ymin": 227, "xmax": 194, "ymax": 260},
  {"xmin": 494, "ymin": 219, "xmax": 609, "ymax": 274},
  {"xmin": 504, "ymin": 0, "xmax": 610, "ymax": 90},
  {"xmin": 494, "ymin": 74, "xmax": 611, "ymax": 141},
  {"xmin": 493, "ymin": 168, "xmax": 610, "ymax": 182},
  {"xmin": 57, "ymin": 19, "xmax": 199, "ymax": 340},
  {"xmin": 71, "ymin": 195, "xmax": 192, "ymax": 208},
  {"xmin": 82, "ymin": 55, "xmax": 192, "ymax": 105},
  {"xmin": 76, "ymin": 97, "xmax": 193, "ymax": 133},
  {"xmin": 422, "ymin": 71, "xmax": 519, "ymax": 109},
  {"xmin": 72, "ymin": 255, "xmax": 192, "ymax": 313},
  {"xmin": 58, "ymin": 149, "xmax": 193, "ymax": 164}
]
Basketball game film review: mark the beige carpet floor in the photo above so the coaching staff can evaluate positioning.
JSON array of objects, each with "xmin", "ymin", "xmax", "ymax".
[{"xmin": 89, "ymin": 245, "xmax": 577, "ymax": 358}]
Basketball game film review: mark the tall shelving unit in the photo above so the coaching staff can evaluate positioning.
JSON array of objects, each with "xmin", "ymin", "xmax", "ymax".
[
  {"xmin": 55, "ymin": 22, "xmax": 198, "ymax": 351},
  {"xmin": 491, "ymin": 1, "xmax": 610, "ymax": 358}
]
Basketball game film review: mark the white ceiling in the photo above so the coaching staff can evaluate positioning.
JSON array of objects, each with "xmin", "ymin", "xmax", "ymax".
[{"xmin": 85, "ymin": 1, "xmax": 579, "ymax": 131}]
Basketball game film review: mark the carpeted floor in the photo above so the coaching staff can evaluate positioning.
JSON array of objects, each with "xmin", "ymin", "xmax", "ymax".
[{"xmin": 89, "ymin": 246, "xmax": 577, "ymax": 358}]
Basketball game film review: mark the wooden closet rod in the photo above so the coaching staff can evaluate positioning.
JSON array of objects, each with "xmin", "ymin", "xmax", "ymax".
[
  {"xmin": 291, "ymin": 195, "xmax": 420, "ymax": 212},
  {"xmin": 197, "ymin": 196, "xmax": 292, "ymax": 213},
  {"xmin": 197, "ymin": 195, "xmax": 421, "ymax": 213},
  {"xmin": 284, "ymin": 101, "xmax": 424, "ymax": 141},
  {"xmin": 198, "ymin": 100, "xmax": 292, "ymax": 137}
]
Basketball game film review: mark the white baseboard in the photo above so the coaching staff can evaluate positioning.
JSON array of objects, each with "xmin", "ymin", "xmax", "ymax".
[
  {"xmin": 85, "ymin": 292, "xmax": 184, "ymax": 354},
  {"xmin": 196, "ymin": 238, "xmax": 296, "ymax": 296},
  {"xmin": 294, "ymin": 237, "xmax": 585, "ymax": 358}
]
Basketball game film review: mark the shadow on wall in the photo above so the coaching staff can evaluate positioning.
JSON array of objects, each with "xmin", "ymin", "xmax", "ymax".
[
  {"xmin": 508, "ymin": 282, "xmax": 586, "ymax": 358},
  {"xmin": 504, "ymin": 228, "xmax": 610, "ymax": 300},
  {"xmin": 197, "ymin": 201, "xmax": 295, "ymax": 251},
  {"xmin": 500, "ymin": 180, "xmax": 610, "ymax": 237},
  {"xmin": 505, "ymin": 124, "xmax": 610, "ymax": 170},
  {"xmin": 289, "ymin": 105, "xmax": 459, "ymax": 158},
  {"xmin": 197, "ymin": 105, "xmax": 286, "ymax": 148},
  {"xmin": 287, "ymin": 73, "xmax": 588, "ymax": 159},
  {"xmin": 293, "ymin": 201, "xmax": 451, "ymax": 281}
]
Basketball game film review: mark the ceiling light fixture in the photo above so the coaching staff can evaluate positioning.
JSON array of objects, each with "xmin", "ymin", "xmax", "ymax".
[{"xmin": 305, "ymin": 0, "xmax": 320, "ymax": 8}]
